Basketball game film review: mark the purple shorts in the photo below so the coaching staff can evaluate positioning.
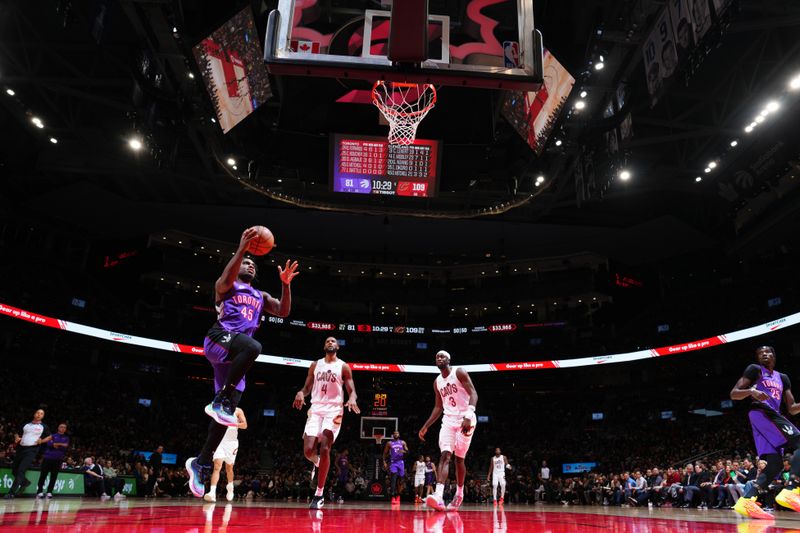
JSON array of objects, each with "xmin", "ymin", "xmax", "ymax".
[
  {"xmin": 204, "ymin": 329, "xmax": 246, "ymax": 393},
  {"xmin": 390, "ymin": 462, "xmax": 405, "ymax": 476},
  {"xmin": 749, "ymin": 408, "xmax": 800, "ymax": 456}
]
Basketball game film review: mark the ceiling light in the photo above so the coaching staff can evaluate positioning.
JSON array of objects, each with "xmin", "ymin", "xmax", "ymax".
[
  {"xmin": 232, "ymin": 165, "xmax": 238, "ymax": 170},
  {"xmin": 574, "ymin": 100, "xmax": 586, "ymax": 110},
  {"xmin": 594, "ymin": 62, "xmax": 605, "ymax": 71},
  {"xmin": 536, "ymin": 175, "xmax": 544, "ymax": 182},
  {"xmin": 730, "ymin": 140, "xmax": 738, "ymax": 147},
  {"xmin": 704, "ymin": 167, "xmax": 711, "ymax": 173},
  {"xmin": 619, "ymin": 170, "xmax": 631, "ymax": 181},
  {"xmin": 128, "ymin": 138, "xmax": 143, "ymax": 150},
  {"xmin": 580, "ymin": 90, "xmax": 587, "ymax": 98},
  {"xmin": 6, "ymin": 88, "xmax": 15, "ymax": 96},
  {"xmin": 555, "ymin": 139, "xmax": 563, "ymax": 147},
  {"xmin": 765, "ymin": 101, "xmax": 780, "ymax": 113},
  {"xmin": 695, "ymin": 176, "xmax": 702, "ymax": 182},
  {"xmin": 211, "ymin": 118, "xmax": 216, "ymax": 123},
  {"xmin": 744, "ymin": 125, "xmax": 754, "ymax": 133},
  {"xmin": 749, "ymin": 122, "xmax": 757, "ymax": 129},
  {"xmin": 31, "ymin": 117, "xmax": 44, "ymax": 128},
  {"xmin": 534, "ymin": 181, "xmax": 541, "ymax": 187},
  {"xmin": 790, "ymin": 75, "xmax": 800, "ymax": 90},
  {"xmin": 755, "ymin": 115, "xmax": 765, "ymax": 124},
  {"xmin": 188, "ymin": 73, "xmax": 195, "ymax": 79},
  {"xmin": 49, "ymin": 137, "xmax": 58, "ymax": 144},
  {"xmin": 708, "ymin": 161, "xmax": 717, "ymax": 169},
  {"xmin": 227, "ymin": 158, "xmax": 235, "ymax": 166}
]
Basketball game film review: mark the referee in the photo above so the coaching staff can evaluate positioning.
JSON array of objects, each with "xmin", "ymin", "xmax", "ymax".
[{"xmin": 5, "ymin": 409, "xmax": 52, "ymax": 499}]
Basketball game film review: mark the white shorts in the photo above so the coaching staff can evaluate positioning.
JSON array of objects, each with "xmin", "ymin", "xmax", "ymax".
[
  {"xmin": 213, "ymin": 440, "xmax": 239, "ymax": 464},
  {"xmin": 303, "ymin": 405, "xmax": 344, "ymax": 442},
  {"xmin": 492, "ymin": 474, "xmax": 506, "ymax": 485},
  {"xmin": 438, "ymin": 413, "xmax": 476, "ymax": 458},
  {"xmin": 415, "ymin": 474, "xmax": 426, "ymax": 487}
]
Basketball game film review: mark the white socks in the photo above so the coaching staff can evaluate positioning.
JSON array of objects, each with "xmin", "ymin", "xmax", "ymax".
[
  {"xmin": 435, "ymin": 483, "xmax": 444, "ymax": 499},
  {"xmin": 315, "ymin": 486, "xmax": 324, "ymax": 497},
  {"xmin": 456, "ymin": 485, "xmax": 464, "ymax": 498},
  {"xmin": 226, "ymin": 483, "xmax": 234, "ymax": 493}
]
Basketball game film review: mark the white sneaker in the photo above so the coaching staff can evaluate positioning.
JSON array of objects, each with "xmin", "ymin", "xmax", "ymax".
[
  {"xmin": 46, "ymin": 493, "xmax": 53, "ymax": 499},
  {"xmin": 204, "ymin": 493, "xmax": 217, "ymax": 503},
  {"xmin": 425, "ymin": 494, "xmax": 446, "ymax": 512},
  {"xmin": 36, "ymin": 493, "xmax": 44, "ymax": 499},
  {"xmin": 226, "ymin": 489, "xmax": 234, "ymax": 502},
  {"xmin": 446, "ymin": 494, "xmax": 463, "ymax": 511},
  {"xmin": 114, "ymin": 493, "xmax": 126, "ymax": 501},
  {"xmin": 100, "ymin": 494, "xmax": 111, "ymax": 501}
]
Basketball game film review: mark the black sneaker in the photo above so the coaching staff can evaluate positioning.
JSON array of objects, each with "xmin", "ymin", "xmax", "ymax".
[{"xmin": 309, "ymin": 495, "xmax": 325, "ymax": 510}]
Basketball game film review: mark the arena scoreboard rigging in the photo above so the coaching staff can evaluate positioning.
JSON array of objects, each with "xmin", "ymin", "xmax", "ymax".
[{"xmin": 331, "ymin": 134, "xmax": 441, "ymax": 198}]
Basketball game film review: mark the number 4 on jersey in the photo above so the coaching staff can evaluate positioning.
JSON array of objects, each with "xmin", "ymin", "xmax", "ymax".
[{"xmin": 322, "ymin": 384, "xmax": 328, "ymax": 395}]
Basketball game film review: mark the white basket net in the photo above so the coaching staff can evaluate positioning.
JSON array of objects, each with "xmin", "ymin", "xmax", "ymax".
[{"xmin": 372, "ymin": 81, "xmax": 437, "ymax": 145}]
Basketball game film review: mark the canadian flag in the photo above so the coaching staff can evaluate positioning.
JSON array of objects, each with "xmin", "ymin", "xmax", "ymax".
[{"xmin": 290, "ymin": 40, "xmax": 320, "ymax": 53}]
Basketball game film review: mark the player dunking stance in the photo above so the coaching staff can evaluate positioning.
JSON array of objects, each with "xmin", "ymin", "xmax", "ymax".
[
  {"xmin": 419, "ymin": 350, "xmax": 479, "ymax": 511},
  {"xmin": 294, "ymin": 337, "xmax": 360, "ymax": 509},
  {"xmin": 204, "ymin": 408, "xmax": 247, "ymax": 503},
  {"xmin": 383, "ymin": 431, "xmax": 408, "ymax": 504},
  {"xmin": 487, "ymin": 448, "xmax": 510, "ymax": 505},
  {"xmin": 186, "ymin": 228, "xmax": 299, "ymax": 498},
  {"xmin": 731, "ymin": 346, "xmax": 800, "ymax": 519}
]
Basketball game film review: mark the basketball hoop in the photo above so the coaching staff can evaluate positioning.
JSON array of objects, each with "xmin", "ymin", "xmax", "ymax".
[
  {"xmin": 372, "ymin": 81, "xmax": 437, "ymax": 145},
  {"xmin": 373, "ymin": 433, "xmax": 385, "ymax": 446}
]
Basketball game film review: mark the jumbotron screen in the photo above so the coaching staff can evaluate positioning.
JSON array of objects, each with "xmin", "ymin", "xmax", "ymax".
[{"xmin": 330, "ymin": 134, "xmax": 442, "ymax": 198}]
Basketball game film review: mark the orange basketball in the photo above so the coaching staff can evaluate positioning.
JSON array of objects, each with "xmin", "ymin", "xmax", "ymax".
[{"xmin": 249, "ymin": 226, "xmax": 274, "ymax": 256}]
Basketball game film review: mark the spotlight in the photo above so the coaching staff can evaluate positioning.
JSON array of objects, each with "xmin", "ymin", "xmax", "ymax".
[
  {"xmin": 580, "ymin": 90, "xmax": 587, "ymax": 98},
  {"xmin": 744, "ymin": 125, "xmax": 754, "ymax": 133},
  {"xmin": 232, "ymin": 165, "xmax": 238, "ymax": 171},
  {"xmin": 765, "ymin": 101, "xmax": 780, "ymax": 113},
  {"xmin": 695, "ymin": 176, "xmax": 702, "ymax": 183},
  {"xmin": 574, "ymin": 100, "xmax": 586, "ymax": 110},
  {"xmin": 555, "ymin": 139, "xmax": 563, "ymax": 147},
  {"xmin": 5, "ymin": 88, "xmax": 15, "ymax": 96},
  {"xmin": 49, "ymin": 137, "xmax": 58, "ymax": 144},
  {"xmin": 128, "ymin": 137, "xmax": 143, "ymax": 150},
  {"xmin": 594, "ymin": 62, "xmax": 605, "ymax": 71},
  {"xmin": 619, "ymin": 170, "xmax": 631, "ymax": 181},
  {"xmin": 791, "ymin": 74, "xmax": 800, "ymax": 90},
  {"xmin": 31, "ymin": 117, "xmax": 44, "ymax": 128},
  {"xmin": 755, "ymin": 115, "xmax": 765, "ymax": 124},
  {"xmin": 188, "ymin": 72, "xmax": 195, "ymax": 79},
  {"xmin": 749, "ymin": 122, "xmax": 757, "ymax": 129},
  {"xmin": 704, "ymin": 167, "xmax": 711, "ymax": 173},
  {"xmin": 708, "ymin": 161, "xmax": 717, "ymax": 169},
  {"xmin": 730, "ymin": 140, "xmax": 738, "ymax": 147},
  {"xmin": 211, "ymin": 118, "xmax": 216, "ymax": 123},
  {"xmin": 227, "ymin": 158, "xmax": 236, "ymax": 166},
  {"xmin": 534, "ymin": 181, "xmax": 541, "ymax": 188},
  {"xmin": 536, "ymin": 175, "xmax": 545, "ymax": 183}
]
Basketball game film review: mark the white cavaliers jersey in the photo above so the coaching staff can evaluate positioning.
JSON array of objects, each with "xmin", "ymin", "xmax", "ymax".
[
  {"xmin": 493, "ymin": 456, "xmax": 506, "ymax": 477},
  {"xmin": 311, "ymin": 357, "xmax": 345, "ymax": 407},
  {"xmin": 436, "ymin": 367, "xmax": 471, "ymax": 418},
  {"xmin": 221, "ymin": 425, "xmax": 238, "ymax": 443},
  {"xmin": 415, "ymin": 461, "xmax": 426, "ymax": 476}
]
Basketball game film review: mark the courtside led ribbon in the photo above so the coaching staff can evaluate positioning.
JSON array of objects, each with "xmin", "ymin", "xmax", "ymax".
[{"xmin": 2, "ymin": 302, "xmax": 799, "ymax": 373}]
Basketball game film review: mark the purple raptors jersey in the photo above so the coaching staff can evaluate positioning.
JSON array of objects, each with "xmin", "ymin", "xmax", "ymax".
[
  {"xmin": 215, "ymin": 280, "xmax": 264, "ymax": 336},
  {"xmin": 744, "ymin": 364, "xmax": 789, "ymax": 414},
  {"xmin": 389, "ymin": 440, "xmax": 405, "ymax": 463}
]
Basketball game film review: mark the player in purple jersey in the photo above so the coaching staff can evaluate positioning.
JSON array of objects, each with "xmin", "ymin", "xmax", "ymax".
[
  {"xmin": 186, "ymin": 227, "xmax": 299, "ymax": 498},
  {"xmin": 383, "ymin": 431, "xmax": 408, "ymax": 504},
  {"xmin": 730, "ymin": 346, "xmax": 800, "ymax": 519}
]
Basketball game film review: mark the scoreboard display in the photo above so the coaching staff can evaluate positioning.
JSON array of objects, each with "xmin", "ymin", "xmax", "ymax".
[{"xmin": 331, "ymin": 134, "xmax": 442, "ymax": 198}]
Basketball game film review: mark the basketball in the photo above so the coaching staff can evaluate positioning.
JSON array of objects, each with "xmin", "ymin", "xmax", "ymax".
[{"xmin": 248, "ymin": 226, "xmax": 274, "ymax": 256}]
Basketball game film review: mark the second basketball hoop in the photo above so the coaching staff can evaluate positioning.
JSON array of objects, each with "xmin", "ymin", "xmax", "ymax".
[{"xmin": 372, "ymin": 81, "xmax": 437, "ymax": 145}]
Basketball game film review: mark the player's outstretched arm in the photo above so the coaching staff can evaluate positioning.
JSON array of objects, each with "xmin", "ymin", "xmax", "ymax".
[
  {"xmin": 294, "ymin": 362, "xmax": 317, "ymax": 409},
  {"xmin": 216, "ymin": 228, "xmax": 259, "ymax": 298},
  {"xmin": 342, "ymin": 363, "xmax": 360, "ymax": 414},
  {"xmin": 264, "ymin": 260, "xmax": 299, "ymax": 317},
  {"xmin": 783, "ymin": 385, "xmax": 800, "ymax": 415},
  {"xmin": 418, "ymin": 381, "xmax": 443, "ymax": 441}
]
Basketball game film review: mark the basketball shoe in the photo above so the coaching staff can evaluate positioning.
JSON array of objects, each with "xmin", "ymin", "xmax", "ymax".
[
  {"xmin": 204, "ymin": 394, "xmax": 238, "ymax": 427},
  {"xmin": 776, "ymin": 487, "xmax": 800, "ymax": 512},
  {"xmin": 446, "ymin": 493, "xmax": 463, "ymax": 511},
  {"xmin": 186, "ymin": 457, "xmax": 211, "ymax": 498},
  {"xmin": 733, "ymin": 496, "xmax": 774, "ymax": 519},
  {"xmin": 425, "ymin": 494, "xmax": 446, "ymax": 512}
]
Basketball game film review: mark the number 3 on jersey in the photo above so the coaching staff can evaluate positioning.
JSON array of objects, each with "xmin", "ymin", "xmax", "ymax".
[
  {"xmin": 449, "ymin": 397, "xmax": 456, "ymax": 407},
  {"xmin": 240, "ymin": 307, "xmax": 254, "ymax": 321}
]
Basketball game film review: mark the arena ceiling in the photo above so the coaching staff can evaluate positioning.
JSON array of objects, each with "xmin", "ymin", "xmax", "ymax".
[{"xmin": 1, "ymin": 0, "xmax": 800, "ymax": 264}]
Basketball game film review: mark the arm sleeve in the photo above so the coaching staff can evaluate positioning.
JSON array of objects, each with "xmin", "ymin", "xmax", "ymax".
[
  {"xmin": 41, "ymin": 425, "xmax": 51, "ymax": 439},
  {"xmin": 743, "ymin": 364, "xmax": 761, "ymax": 383},
  {"xmin": 782, "ymin": 372, "xmax": 792, "ymax": 391}
]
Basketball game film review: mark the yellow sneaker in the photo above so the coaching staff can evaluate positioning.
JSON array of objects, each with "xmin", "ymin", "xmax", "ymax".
[
  {"xmin": 776, "ymin": 487, "xmax": 800, "ymax": 512},
  {"xmin": 733, "ymin": 496, "xmax": 774, "ymax": 520}
]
